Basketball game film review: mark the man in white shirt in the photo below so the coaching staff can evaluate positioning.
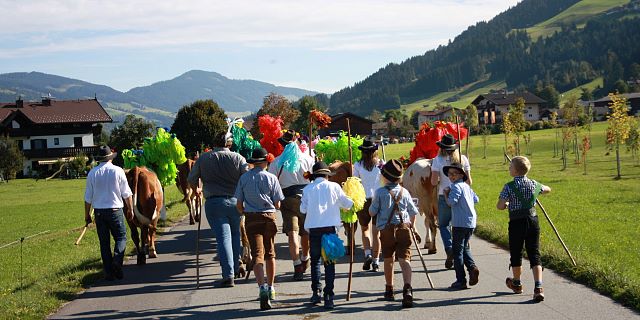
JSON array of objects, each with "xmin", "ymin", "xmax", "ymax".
[
  {"xmin": 84, "ymin": 146, "xmax": 134, "ymax": 281},
  {"xmin": 268, "ymin": 130, "xmax": 314, "ymax": 281}
]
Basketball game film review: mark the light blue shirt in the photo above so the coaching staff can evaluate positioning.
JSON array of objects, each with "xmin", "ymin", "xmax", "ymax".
[
  {"xmin": 447, "ymin": 179, "xmax": 479, "ymax": 228},
  {"xmin": 370, "ymin": 183, "xmax": 419, "ymax": 230},
  {"xmin": 235, "ymin": 167, "xmax": 284, "ymax": 213}
]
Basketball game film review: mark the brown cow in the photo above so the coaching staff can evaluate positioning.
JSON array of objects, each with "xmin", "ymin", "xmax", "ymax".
[
  {"xmin": 402, "ymin": 158, "xmax": 438, "ymax": 254},
  {"xmin": 176, "ymin": 159, "xmax": 203, "ymax": 225},
  {"xmin": 126, "ymin": 166, "xmax": 163, "ymax": 265},
  {"xmin": 328, "ymin": 160, "xmax": 358, "ymax": 253}
]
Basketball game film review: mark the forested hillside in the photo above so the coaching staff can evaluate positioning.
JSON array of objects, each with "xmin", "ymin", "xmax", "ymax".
[{"xmin": 328, "ymin": 0, "xmax": 640, "ymax": 116}]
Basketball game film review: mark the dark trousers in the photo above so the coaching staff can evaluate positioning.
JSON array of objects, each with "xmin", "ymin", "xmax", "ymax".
[
  {"xmin": 309, "ymin": 227, "xmax": 336, "ymax": 296},
  {"xmin": 508, "ymin": 215, "xmax": 541, "ymax": 268},
  {"xmin": 94, "ymin": 208, "xmax": 127, "ymax": 277},
  {"xmin": 452, "ymin": 227, "xmax": 476, "ymax": 283}
]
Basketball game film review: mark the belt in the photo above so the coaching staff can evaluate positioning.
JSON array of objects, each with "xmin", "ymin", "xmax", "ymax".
[
  {"xmin": 310, "ymin": 226, "xmax": 336, "ymax": 233},
  {"xmin": 244, "ymin": 212, "xmax": 276, "ymax": 215},
  {"xmin": 206, "ymin": 195, "xmax": 234, "ymax": 199}
]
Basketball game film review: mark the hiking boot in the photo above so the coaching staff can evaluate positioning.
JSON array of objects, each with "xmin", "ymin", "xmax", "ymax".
[
  {"xmin": 293, "ymin": 263, "xmax": 304, "ymax": 281},
  {"xmin": 505, "ymin": 277, "xmax": 523, "ymax": 294},
  {"xmin": 384, "ymin": 285, "xmax": 395, "ymax": 301},
  {"xmin": 402, "ymin": 284, "xmax": 414, "ymax": 308},
  {"xmin": 310, "ymin": 290, "xmax": 322, "ymax": 305},
  {"xmin": 259, "ymin": 287, "xmax": 272, "ymax": 310},
  {"xmin": 217, "ymin": 277, "xmax": 235, "ymax": 288},
  {"xmin": 323, "ymin": 293, "xmax": 335, "ymax": 309},
  {"xmin": 111, "ymin": 262, "xmax": 123, "ymax": 280},
  {"xmin": 371, "ymin": 262, "xmax": 380, "ymax": 272},
  {"xmin": 469, "ymin": 266, "xmax": 480, "ymax": 286},
  {"xmin": 533, "ymin": 287, "xmax": 545, "ymax": 302},
  {"xmin": 449, "ymin": 281, "xmax": 468, "ymax": 290},
  {"xmin": 268, "ymin": 286, "xmax": 276, "ymax": 301},
  {"xmin": 363, "ymin": 255, "xmax": 373, "ymax": 271},
  {"xmin": 445, "ymin": 250, "xmax": 454, "ymax": 269}
]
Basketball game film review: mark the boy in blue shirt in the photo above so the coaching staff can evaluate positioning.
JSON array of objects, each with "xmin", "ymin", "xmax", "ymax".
[{"xmin": 443, "ymin": 163, "xmax": 480, "ymax": 290}]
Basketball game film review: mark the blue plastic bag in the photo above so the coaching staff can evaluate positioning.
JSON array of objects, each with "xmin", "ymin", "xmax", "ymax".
[{"xmin": 321, "ymin": 233, "xmax": 346, "ymax": 262}]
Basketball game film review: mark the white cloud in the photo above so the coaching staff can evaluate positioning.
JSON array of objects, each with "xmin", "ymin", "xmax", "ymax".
[{"xmin": 0, "ymin": 0, "xmax": 520, "ymax": 56}]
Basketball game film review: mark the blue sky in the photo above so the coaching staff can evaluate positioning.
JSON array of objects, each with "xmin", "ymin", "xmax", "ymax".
[{"xmin": 0, "ymin": 0, "xmax": 520, "ymax": 94}]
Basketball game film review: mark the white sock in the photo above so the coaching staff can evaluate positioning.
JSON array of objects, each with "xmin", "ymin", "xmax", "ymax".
[
  {"xmin": 301, "ymin": 255, "xmax": 309, "ymax": 261},
  {"xmin": 294, "ymin": 259, "xmax": 302, "ymax": 266},
  {"xmin": 374, "ymin": 257, "xmax": 380, "ymax": 264}
]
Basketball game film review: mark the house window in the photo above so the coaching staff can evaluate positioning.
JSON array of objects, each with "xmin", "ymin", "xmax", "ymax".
[
  {"xmin": 17, "ymin": 140, "xmax": 23, "ymax": 150},
  {"xmin": 54, "ymin": 138, "xmax": 59, "ymax": 146},
  {"xmin": 11, "ymin": 120, "xmax": 20, "ymax": 128},
  {"xmin": 528, "ymin": 114, "xmax": 533, "ymax": 118},
  {"xmin": 74, "ymin": 137, "xmax": 83, "ymax": 147},
  {"xmin": 31, "ymin": 139, "xmax": 47, "ymax": 150}
]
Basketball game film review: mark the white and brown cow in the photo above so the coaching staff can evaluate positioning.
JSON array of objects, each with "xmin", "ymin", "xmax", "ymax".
[
  {"xmin": 402, "ymin": 158, "xmax": 439, "ymax": 254},
  {"xmin": 176, "ymin": 159, "xmax": 202, "ymax": 225},
  {"xmin": 126, "ymin": 166, "xmax": 163, "ymax": 265}
]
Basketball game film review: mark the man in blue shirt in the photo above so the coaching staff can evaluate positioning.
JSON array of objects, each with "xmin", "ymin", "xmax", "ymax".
[{"xmin": 444, "ymin": 163, "xmax": 480, "ymax": 290}]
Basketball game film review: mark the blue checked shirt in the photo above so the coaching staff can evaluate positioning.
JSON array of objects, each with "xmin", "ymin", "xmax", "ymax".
[
  {"xmin": 235, "ymin": 167, "xmax": 285, "ymax": 213},
  {"xmin": 499, "ymin": 176, "xmax": 545, "ymax": 211}
]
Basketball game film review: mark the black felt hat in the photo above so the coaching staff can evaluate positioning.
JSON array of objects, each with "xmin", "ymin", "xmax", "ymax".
[
  {"xmin": 381, "ymin": 159, "xmax": 403, "ymax": 182},
  {"xmin": 443, "ymin": 162, "xmax": 468, "ymax": 182},
  {"xmin": 278, "ymin": 130, "xmax": 297, "ymax": 146},
  {"xmin": 436, "ymin": 134, "xmax": 459, "ymax": 151},
  {"xmin": 247, "ymin": 148, "xmax": 268, "ymax": 163},
  {"xmin": 95, "ymin": 145, "xmax": 117, "ymax": 162},
  {"xmin": 358, "ymin": 140, "xmax": 378, "ymax": 151},
  {"xmin": 311, "ymin": 161, "xmax": 334, "ymax": 177}
]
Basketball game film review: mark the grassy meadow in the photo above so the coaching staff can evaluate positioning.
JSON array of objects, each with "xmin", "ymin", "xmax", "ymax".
[
  {"xmin": 0, "ymin": 179, "xmax": 186, "ymax": 319},
  {"xmin": 384, "ymin": 121, "xmax": 640, "ymax": 310}
]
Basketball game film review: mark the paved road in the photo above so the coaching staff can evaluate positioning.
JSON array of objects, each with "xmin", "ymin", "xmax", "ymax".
[{"xmin": 51, "ymin": 213, "xmax": 639, "ymax": 320}]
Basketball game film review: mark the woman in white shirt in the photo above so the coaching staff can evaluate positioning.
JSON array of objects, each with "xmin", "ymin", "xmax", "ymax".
[
  {"xmin": 353, "ymin": 140, "xmax": 383, "ymax": 272},
  {"xmin": 430, "ymin": 134, "xmax": 472, "ymax": 270}
]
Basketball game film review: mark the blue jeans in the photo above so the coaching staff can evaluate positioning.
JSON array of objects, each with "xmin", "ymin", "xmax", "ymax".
[
  {"xmin": 205, "ymin": 196, "xmax": 241, "ymax": 279},
  {"xmin": 94, "ymin": 208, "xmax": 127, "ymax": 277},
  {"xmin": 309, "ymin": 228, "xmax": 336, "ymax": 296},
  {"xmin": 452, "ymin": 227, "xmax": 476, "ymax": 283},
  {"xmin": 438, "ymin": 195, "xmax": 453, "ymax": 252}
]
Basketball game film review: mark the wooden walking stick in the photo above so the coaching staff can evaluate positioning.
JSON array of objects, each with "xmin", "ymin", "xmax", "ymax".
[
  {"xmin": 75, "ymin": 224, "xmax": 89, "ymax": 245},
  {"xmin": 346, "ymin": 117, "xmax": 356, "ymax": 301},
  {"xmin": 196, "ymin": 206, "xmax": 202, "ymax": 288},
  {"xmin": 410, "ymin": 227, "xmax": 434, "ymax": 288},
  {"xmin": 504, "ymin": 153, "xmax": 577, "ymax": 266}
]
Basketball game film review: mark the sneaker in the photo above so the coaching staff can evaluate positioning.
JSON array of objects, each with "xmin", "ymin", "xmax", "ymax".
[
  {"xmin": 469, "ymin": 266, "xmax": 480, "ymax": 286},
  {"xmin": 449, "ymin": 281, "xmax": 468, "ymax": 290},
  {"xmin": 363, "ymin": 255, "xmax": 373, "ymax": 271},
  {"xmin": 268, "ymin": 286, "xmax": 276, "ymax": 301},
  {"xmin": 402, "ymin": 284, "xmax": 414, "ymax": 308},
  {"xmin": 371, "ymin": 262, "xmax": 380, "ymax": 272},
  {"xmin": 293, "ymin": 264, "xmax": 304, "ymax": 281},
  {"xmin": 310, "ymin": 290, "xmax": 322, "ymax": 305},
  {"xmin": 259, "ymin": 288, "xmax": 272, "ymax": 310},
  {"xmin": 533, "ymin": 287, "xmax": 545, "ymax": 302},
  {"xmin": 323, "ymin": 293, "xmax": 335, "ymax": 309},
  {"xmin": 217, "ymin": 277, "xmax": 235, "ymax": 288},
  {"xmin": 384, "ymin": 285, "xmax": 395, "ymax": 301},
  {"xmin": 505, "ymin": 277, "xmax": 523, "ymax": 294},
  {"xmin": 445, "ymin": 251, "xmax": 454, "ymax": 269}
]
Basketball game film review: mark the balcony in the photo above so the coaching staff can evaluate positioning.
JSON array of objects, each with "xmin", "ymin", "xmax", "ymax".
[{"xmin": 22, "ymin": 146, "xmax": 101, "ymax": 159}]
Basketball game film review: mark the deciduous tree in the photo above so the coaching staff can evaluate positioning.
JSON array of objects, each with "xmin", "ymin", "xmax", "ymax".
[
  {"xmin": 292, "ymin": 96, "xmax": 327, "ymax": 137},
  {"xmin": 606, "ymin": 93, "xmax": 633, "ymax": 179},
  {"xmin": 0, "ymin": 136, "xmax": 24, "ymax": 180},
  {"xmin": 171, "ymin": 99, "xmax": 228, "ymax": 154},
  {"xmin": 109, "ymin": 115, "xmax": 155, "ymax": 166},
  {"xmin": 250, "ymin": 93, "xmax": 300, "ymax": 138}
]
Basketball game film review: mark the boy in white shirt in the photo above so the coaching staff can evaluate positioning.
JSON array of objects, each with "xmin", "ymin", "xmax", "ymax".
[{"xmin": 300, "ymin": 161, "xmax": 354, "ymax": 309}]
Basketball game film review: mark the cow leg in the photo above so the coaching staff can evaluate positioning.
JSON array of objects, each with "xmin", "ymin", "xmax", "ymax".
[{"xmin": 148, "ymin": 223, "xmax": 158, "ymax": 258}]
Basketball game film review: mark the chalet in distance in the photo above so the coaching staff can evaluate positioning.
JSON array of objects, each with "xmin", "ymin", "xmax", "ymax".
[
  {"xmin": 417, "ymin": 106, "xmax": 454, "ymax": 124},
  {"xmin": 592, "ymin": 92, "xmax": 640, "ymax": 117},
  {"xmin": 471, "ymin": 92, "xmax": 547, "ymax": 124},
  {"xmin": 318, "ymin": 112, "xmax": 374, "ymax": 137},
  {"xmin": 0, "ymin": 97, "xmax": 112, "ymax": 177}
]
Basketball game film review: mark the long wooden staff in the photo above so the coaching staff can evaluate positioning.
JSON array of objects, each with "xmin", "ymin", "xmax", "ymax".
[
  {"xmin": 346, "ymin": 118, "xmax": 355, "ymax": 301},
  {"xmin": 455, "ymin": 112, "xmax": 463, "ymax": 153},
  {"xmin": 309, "ymin": 114, "xmax": 314, "ymax": 157},
  {"xmin": 196, "ymin": 205, "xmax": 202, "ymax": 288},
  {"xmin": 75, "ymin": 224, "xmax": 89, "ymax": 245},
  {"xmin": 504, "ymin": 153, "xmax": 577, "ymax": 266},
  {"xmin": 410, "ymin": 228, "xmax": 434, "ymax": 288}
]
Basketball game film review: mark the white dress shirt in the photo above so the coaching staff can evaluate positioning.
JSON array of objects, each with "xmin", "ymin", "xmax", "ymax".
[
  {"xmin": 300, "ymin": 177, "xmax": 354, "ymax": 230},
  {"xmin": 268, "ymin": 152, "xmax": 314, "ymax": 189},
  {"xmin": 353, "ymin": 161, "xmax": 381, "ymax": 199},
  {"xmin": 84, "ymin": 161, "xmax": 133, "ymax": 209}
]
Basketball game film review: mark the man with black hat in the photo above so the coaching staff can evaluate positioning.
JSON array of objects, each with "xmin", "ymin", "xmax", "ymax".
[
  {"xmin": 300, "ymin": 161, "xmax": 354, "ymax": 309},
  {"xmin": 370, "ymin": 159, "xmax": 420, "ymax": 308},
  {"xmin": 235, "ymin": 148, "xmax": 284, "ymax": 310},
  {"xmin": 84, "ymin": 145, "xmax": 134, "ymax": 281},
  {"xmin": 268, "ymin": 129, "xmax": 314, "ymax": 281},
  {"xmin": 188, "ymin": 131, "xmax": 249, "ymax": 287}
]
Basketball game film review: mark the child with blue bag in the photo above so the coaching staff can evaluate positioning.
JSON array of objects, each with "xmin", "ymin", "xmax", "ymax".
[{"xmin": 300, "ymin": 161, "xmax": 354, "ymax": 309}]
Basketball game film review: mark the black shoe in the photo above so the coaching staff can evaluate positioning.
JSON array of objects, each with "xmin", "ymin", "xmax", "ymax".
[
  {"xmin": 301, "ymin": 259, "xmax": 310, "ymax": 273},
  {"xmin": 217, "ymin": 277, "xmax": 235, "ymax": 288},
  {"xmin": 310, "ymin": 290, "xmax": 322, "ymax": 305},
  {"xmin": 104, "ymin": 274, "xmax": 115, "ymax": 281},
  {"xmin": 323, "ymin": 294, "xmax": 335, "ymax": 309},
  {"xmin": 469, "ymin": 266, "xmax": 480, "ymax": 286},
  {"xmin": 259, "ymin": 288, "xmax": 272, "ymax": 310},
  {"xmin": 450, "ymin": 281, "xmax": 468, "ymax": 290},
  {"xmin": 293, "ymin": 264, "xmax": 304, "ymax": 281},
  {"xmin": 371, "ymin": 262, "xmax": 380, "ymax": 272},
  {"xmin": 363, "ymin": 255, "xmax": 373, "ymax": 271},
  {"xmin": 445, "ymin": 251, "xmax": 454, "ymax": 270},
  {"xmin": 384, "ymin": 285, "xmax": 395, "ymax": 301},
  {"xmin": 402, "ymin": 284, "xmax": 414, "ymax": 308},
  {"xmin": 111, "ymin": 262, "xmax": 123, "ymax": 280}
]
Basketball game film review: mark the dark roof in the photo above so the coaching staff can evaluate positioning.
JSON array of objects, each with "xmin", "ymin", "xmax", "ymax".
[
  {"xmin": 592, "ymin": 92, "xmax": 640, "ymax": 103},
  {"xmin": 417, "ymin": 107, "xmax": 453, "ymax": 116},
  {"xmin": 472, "ymin": 92, "xmax": 546, "ymax": 106},
  {"xmin": 330, "ymin": 112, "xmax": 375, "ymax": 124},
  {"xmin": 0, "ymin": 99, "xmax": 112, "ymax": 124}
]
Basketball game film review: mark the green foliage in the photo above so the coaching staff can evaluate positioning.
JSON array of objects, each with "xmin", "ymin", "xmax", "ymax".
[
  {"xmin": 606, "ymin": 93, "xmax": 634, "ymax": 178},
  {"xmin": 109, "ymin": 115, "xmax": 155, "ymax": 166},
  {"xmin": 0, "ymin": 136, "xmax": 24, "ymax": 180},
  {"xmin": 503, "ymin": 97, "xmax": 527, "ymax": 155},
  {"xmin": 464, "ymin": 104, "xmax": 479, "ymax": 129},
  {"xmin": 536, "ymin": 83, "xmax": 561, "ymax": 108},
  {"xmin": 170, "ymin": 99, "xmax": 228, "ymax": 154},
  {"xmin": 291, "ymin": 95, "xmax": 326, "ymax": 136},
  {"xmin": 250, "ymin": 93, "xmax": 300, "ymax": 138}
]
